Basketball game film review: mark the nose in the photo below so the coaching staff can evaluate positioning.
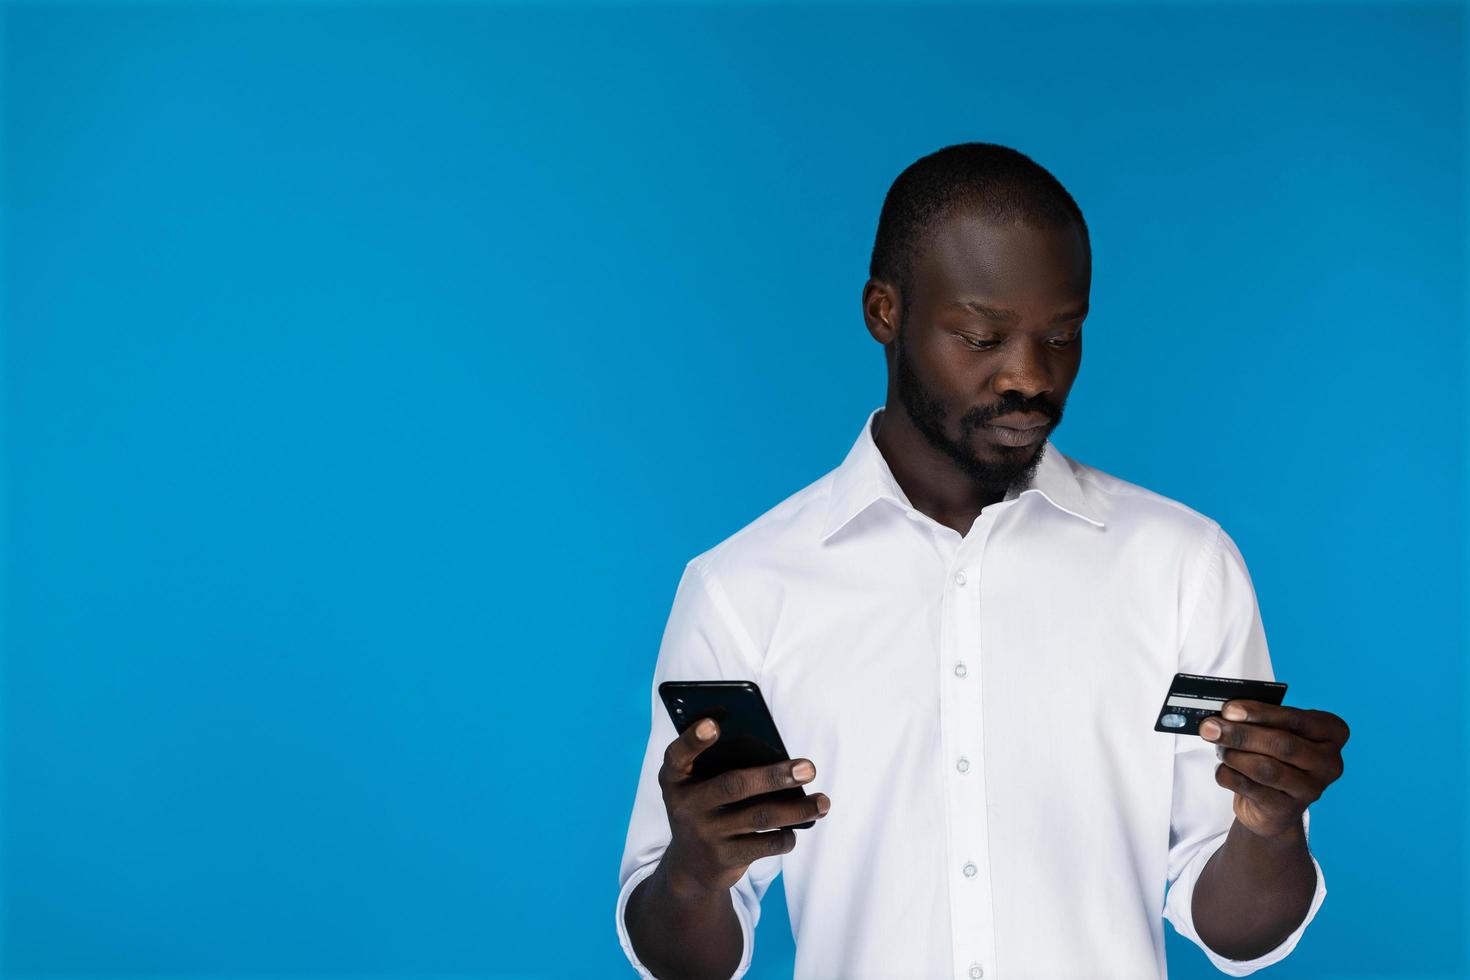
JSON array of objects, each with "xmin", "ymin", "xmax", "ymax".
[{"xmin": 991, "ymin": 337, "xmax": 1056, "ymax": 400}]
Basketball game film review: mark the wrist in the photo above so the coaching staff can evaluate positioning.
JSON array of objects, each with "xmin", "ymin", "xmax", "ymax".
[
  {"xmin": 1236, "ymin": 814, "xmax": 1307, "ymax": 852},
  {"xmin": 655, "ymin": 857, "xmax": 728, "ymax": 905}
]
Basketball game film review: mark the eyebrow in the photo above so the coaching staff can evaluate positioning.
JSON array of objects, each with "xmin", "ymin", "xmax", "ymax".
[{"xmin": 946, "ymin": 301, "xmax": 1089, "ymax": 325}]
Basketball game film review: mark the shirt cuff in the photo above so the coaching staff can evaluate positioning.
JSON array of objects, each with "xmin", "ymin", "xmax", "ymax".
[
  {"xmin": 614, "ymin": 860, "xmax": 757, "ymax": 979},
  {"xmin": 1163, "ymin": 812, "xmax": 1327, "ymax": 976}
]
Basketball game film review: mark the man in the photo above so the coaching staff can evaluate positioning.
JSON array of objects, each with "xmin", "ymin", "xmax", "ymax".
[{"xmin": 614, "ymin": 142, "xmax": 1349, "ymax": 980}]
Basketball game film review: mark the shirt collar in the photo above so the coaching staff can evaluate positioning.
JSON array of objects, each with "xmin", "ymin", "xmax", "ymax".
[{"xmin": 820, "ymin": 406, "xmax": 1106, "ymax": 542}]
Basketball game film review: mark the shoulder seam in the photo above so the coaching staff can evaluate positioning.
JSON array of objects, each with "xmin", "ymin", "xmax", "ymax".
[
  {"xmin": 1176, "ymin": 521, "xmax": 1224, "ymax": 658},
  {"xmin": 687, "ymin": 557, "xmax": 767, "ymax": 680}
]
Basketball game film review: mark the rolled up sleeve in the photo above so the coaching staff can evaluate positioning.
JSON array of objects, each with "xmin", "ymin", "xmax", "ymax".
[
  {"xmin": 1162, "ymin": 524, "xmax": 1328, "ymax": 975},
  {"xmin": 614, "ymin": 559, "xmax": 781, "ymax": 979}
]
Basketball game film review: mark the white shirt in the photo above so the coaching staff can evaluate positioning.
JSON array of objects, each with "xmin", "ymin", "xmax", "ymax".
[{"xmin": 615, "ymin": 406, "xmax": 1327, "ymax": 980}]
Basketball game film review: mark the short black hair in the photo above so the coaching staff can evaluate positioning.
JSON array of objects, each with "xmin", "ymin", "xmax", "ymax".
[{"xmin": 869, "ymin": 142, "xmax": 1090, "ymax": 306}]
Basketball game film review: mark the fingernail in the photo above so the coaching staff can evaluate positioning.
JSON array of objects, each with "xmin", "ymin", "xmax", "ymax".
[
  {"xmin": 816, "ymin": 795, "xmax": 830, "ymax": 815},
  {"xmin": 1200, "ymin": 719, "xmax": 1221, "ymax": 740},
  {"xmin": 696, "ymin": 719, "xmax": 716, "ymax": 740},
  {"xmin": 1223, "ymin": 703, "xmax": 1247, "ymax": 721},
  {"xmin": 792, "ymin": 761, "xmax": 815, "ymax": 782}
]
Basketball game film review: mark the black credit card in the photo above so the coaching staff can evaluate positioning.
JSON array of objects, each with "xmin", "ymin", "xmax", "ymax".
[{"xmin": 1154, "ymin": 672, "xmax": 1287, "ymax": 735}]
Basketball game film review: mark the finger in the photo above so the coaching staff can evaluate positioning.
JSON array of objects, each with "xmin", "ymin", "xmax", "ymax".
[
  {"xmin": 696, "ymin": 758, "xmax": 815, "ymax": 810},
  {"xmin": 1200, "ymin": 717, "xmax": 1333, "ymax": 777},
  {"xmin": 1215, "ymin": 757, "xmax": 1299, "ymax": 813},
  {"xmin": 662, "ymin": 717, "xmax": 721, "ymax": 782},
  {"xmin": 1217, "ymin": 748, "xmax": 1322, "ymax": 803},
  {"xmin": 716, "ymin": 793, "xmax": 830, "ymax": 836},
  {"xmin": 1221, "ymin": 701, "xmax": 1351, "ymax": 745},
  {"xmin": 728, "ymin": 827, "xmax": 797, "ymax": 864}
]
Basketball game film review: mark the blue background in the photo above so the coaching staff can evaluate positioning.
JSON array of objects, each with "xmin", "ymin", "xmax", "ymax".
[{"xmin": 3, "ymin": 2, "xmax": 1465, "ymax": 978}]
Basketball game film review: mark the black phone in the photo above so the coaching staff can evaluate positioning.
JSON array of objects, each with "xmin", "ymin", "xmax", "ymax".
[{"xmin": 658, "ymin": 680, "xmax": 815, "ymax": 830}]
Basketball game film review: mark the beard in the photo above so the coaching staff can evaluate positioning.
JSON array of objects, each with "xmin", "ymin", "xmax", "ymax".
[{"xmin": 892, "ymin": 316, "xmax": 1065, "ymax": 499}]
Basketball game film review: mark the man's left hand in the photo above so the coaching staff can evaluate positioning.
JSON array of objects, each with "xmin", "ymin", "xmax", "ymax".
[{"xmin": 1199, "ymin": 701, "xmax": 1351, "ymax": 840}]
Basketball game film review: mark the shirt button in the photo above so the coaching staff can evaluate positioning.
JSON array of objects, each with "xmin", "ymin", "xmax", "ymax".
[
  {"xmin": 962, "ymin": 862, "xmax": 977, "ymax": 878},
  {"xmin": 954, "ymin": 570, "xmax": 968, "ymax": 586},
  {"xmin": 969, "ymin": 965, "xmax": 985, "ymax": 978},
  {"xmin": 953, "ymin": 662, "xmax": 968, "ymax": 678},
  {"xmin": 956, "ymin": 756, "xmax": 970, "ymax": 774}
]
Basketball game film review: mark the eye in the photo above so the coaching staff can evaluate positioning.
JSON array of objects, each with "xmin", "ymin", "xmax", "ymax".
[{"xmin": 955, "ymin": 333, "xmax": 1079, "ymax": 351}]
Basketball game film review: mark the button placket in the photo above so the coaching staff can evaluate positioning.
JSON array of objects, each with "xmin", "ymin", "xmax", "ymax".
[{"xmin": 942, "ymin": 520, "xmax": 1000, "ymax": 980}]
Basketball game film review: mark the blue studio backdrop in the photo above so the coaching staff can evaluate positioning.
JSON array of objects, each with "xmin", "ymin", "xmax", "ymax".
[{"xmin": 2, "ymin": 3, "xmax": 1465, "ymax": 979}]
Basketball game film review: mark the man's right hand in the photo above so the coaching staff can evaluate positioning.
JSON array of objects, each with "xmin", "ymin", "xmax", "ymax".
[{"xmin": 655, "ymin": 717, "xmax": 831, "ymax": 897}]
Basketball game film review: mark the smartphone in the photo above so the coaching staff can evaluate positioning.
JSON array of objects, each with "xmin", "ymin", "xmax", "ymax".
[{"xmin": 658, "ymin": 680, "xmax": 815, "ymax": 830}]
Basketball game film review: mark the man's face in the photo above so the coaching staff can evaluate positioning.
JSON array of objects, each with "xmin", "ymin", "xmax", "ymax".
[{"xmin": 890, "ymin": 210, "xmax": 1090, "ymax": 497}]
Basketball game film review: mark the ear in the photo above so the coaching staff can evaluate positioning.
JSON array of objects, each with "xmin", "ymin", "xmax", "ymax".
[{"xmin": 862, "ymin": 278, "xmax": 900, "ymax": 346}]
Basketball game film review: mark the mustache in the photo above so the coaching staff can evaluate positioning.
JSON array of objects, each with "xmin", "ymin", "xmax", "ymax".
[{"xmin": 964, "ymin": 394, "xmax": 1062, "ymax": 427}]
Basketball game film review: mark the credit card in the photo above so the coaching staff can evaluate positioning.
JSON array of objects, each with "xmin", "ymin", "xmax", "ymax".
[{"xmin": 1154, "ymin": 672, "xmax": 1287, "ymax": 735}]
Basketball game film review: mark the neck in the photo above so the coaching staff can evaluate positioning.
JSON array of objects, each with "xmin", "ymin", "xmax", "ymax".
[{"xmin": 871, "ymin": 404, "xmax": 1009, "ymax": 536}]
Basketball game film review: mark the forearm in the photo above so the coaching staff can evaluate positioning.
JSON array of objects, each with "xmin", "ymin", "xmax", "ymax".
[
  {"xmin": 624, "ymin": 861, "xmax": 743, "ymax": 980},
  {"xmin": 1191, "ymin": 816, "xmax": 1317, "ymax": 961}
]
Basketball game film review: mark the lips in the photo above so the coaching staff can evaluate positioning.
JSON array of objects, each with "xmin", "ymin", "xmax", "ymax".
[
  {"xmin": 987, "ymin": 413, "xmax": 1051, "ymax": 430},
  {"xmin": 982, "ymin": 414, "xmax": 1051, "ymax": 448}
]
